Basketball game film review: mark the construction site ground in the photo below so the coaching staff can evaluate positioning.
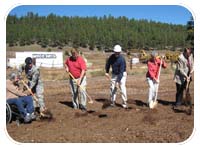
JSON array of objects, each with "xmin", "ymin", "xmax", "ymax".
[
  {"xmin": 6, "ymin": 48, "xmax": 194, "ymax": 143},
  {"xmin": 6, "ymin": 70, "xmax": 194, "ymax": 143}
]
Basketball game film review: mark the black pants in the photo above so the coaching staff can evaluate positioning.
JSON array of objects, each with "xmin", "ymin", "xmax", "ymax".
[{"xmin": 175, "ymin": 82, "xmax": 187, "ymax": 106}]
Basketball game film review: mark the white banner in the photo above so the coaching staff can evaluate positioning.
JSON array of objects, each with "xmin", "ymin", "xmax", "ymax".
[{"xmin": 8, "ymin": 52, "xmax": 63, "ymax": 68}]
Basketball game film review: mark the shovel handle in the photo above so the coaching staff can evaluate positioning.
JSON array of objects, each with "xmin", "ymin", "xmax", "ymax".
[
  {"xmin": 68, "ymin": 72, "xmax": 93, "ymax": 104},
  {"xmin": 105, "ymin": 74, "xmax": 127, "ymax": 99},
  {"xmin": 20, "ymin": 80, "xmax": 39, "ymax": 103},
  {"xmin": 21, "ymin": 79, "xmax": 48, "ymax": 115},
  {"xmin": 186, "ymin": 75, "xmax": 191, "ymax": 91}
]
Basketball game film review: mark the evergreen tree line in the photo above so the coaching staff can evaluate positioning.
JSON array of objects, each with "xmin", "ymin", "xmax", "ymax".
[{"xmin": 6, "ymin": 12, "xmax": 191, "ymax": 51}]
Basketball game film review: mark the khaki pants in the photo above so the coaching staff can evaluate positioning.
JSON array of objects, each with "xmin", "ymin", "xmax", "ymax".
[
  {"xmin": 110, "ymin": 72, "xmax": 127, "ymax": 105},
  {"xmin": 69, "ymin": 76, "xmax": 87, "ymax": 109},
  {"xmin": 146, "ymin": 77, "xmax": 159, "ymax": 105}
]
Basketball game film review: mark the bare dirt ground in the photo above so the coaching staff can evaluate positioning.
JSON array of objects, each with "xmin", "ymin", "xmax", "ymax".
[{"xmin": 6, "ymin": 72, "xmax": 194, "ymax": 143}]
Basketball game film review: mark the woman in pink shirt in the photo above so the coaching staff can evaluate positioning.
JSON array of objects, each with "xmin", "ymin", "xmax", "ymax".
[
  {"xmin": 65, "ymin": 48, "xmax": 87, "ymax": 111},
  {"xmin": 146, "ymin": 51, "xmax": 167, "ymax": 109}
]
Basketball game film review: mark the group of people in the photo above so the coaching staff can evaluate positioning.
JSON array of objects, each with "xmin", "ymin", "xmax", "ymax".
[
  {"xmin": 64, "ymin": 44, "xmax": 194, "ymax": 110},
  {"xmin": 64, "ymin": 45, "xmax": 128, "ymax": 110},
  {"xmin": 6, "ymin": 57, "xmax": 46, "ymax": 123},
  {"xmin": 6, "ymin": 44, "xmax": 194, "ymax": 124}
]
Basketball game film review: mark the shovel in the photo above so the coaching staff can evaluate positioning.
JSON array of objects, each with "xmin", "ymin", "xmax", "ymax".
[
  {"xmin": 151, "ymin": 58, "xmax": 163, "ymax": 109},
  {"xmin": 68, "ymin": 72, "xmax": 94, "ymax": 104},
  {"xmin": 154, "ymin": 59, "xmax": 162, "ymax": 102},
  {"xmin": 21, "ymin": 79, "xmax": 53, "ymax": 119},
  {"xmin": 105, "ymin": 74, "xmax": 128, "ymax": 104},
  {"xmin": 184, "ymin": 76, "xmax": 192, "ymax": 114}
]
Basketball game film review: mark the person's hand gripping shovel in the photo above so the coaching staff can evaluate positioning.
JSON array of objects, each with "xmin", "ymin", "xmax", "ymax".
[
  {"xmin": 184, "ymin": 75, "xmax": 192, "ymax": 115},
  {"xmin": 20, "ymin": 79, "xmax": 53, "ymax": 119},
  {"xmin": 105, "ymin": 73, "xmax": 128, "ymax": 109},
  {"xmin": 68, "ymin": 72, "xmax": 94, "ymax": 104}
]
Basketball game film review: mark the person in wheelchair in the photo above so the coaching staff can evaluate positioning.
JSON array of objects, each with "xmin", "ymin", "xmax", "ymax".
[{"xmin": 6, "ymin": 72, "xmax": 36, "ymax": 123}]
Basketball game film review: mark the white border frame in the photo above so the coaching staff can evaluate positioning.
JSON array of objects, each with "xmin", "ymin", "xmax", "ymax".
[{"xmin": 0, "ymin": 0, "xmax": 199, "ymax": 147}]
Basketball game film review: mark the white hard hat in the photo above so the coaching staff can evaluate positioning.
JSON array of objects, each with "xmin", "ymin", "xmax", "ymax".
[{"xmin": 113, "ymin": 45, "xmax": 122, "ymax": 52}]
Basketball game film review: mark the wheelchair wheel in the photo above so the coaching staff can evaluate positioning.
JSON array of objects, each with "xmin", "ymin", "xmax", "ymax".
[{"xmin": 6, "ymin": 103, "xmax": 12, "ymax": 124}]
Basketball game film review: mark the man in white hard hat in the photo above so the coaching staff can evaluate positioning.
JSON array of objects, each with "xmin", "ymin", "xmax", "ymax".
[{"xmin": 105, "ymin": 45, "xmax": 128, "ymax": 108}]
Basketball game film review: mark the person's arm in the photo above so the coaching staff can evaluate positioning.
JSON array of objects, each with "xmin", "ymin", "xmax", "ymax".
[
  {"xmin": 78, "ymin": 69, "xmax": 86, "ymax": 86},
  {"xmin": 17, "ymin": 64, "xmax": 25, "ymax": 76},
  {"xmin": 161, "ymin": 59, "xmax": 167, "ymax": 68},
  {"xmin": 147, "ymin": 61, "xmax": 157, "ymax": 81},
  {"xmin": 105, "ymin": 56, "xmax": 111, "ymax": 74},
  {"xmin": 189, "ymin": 55, "xmax": 194, "ymax": 75},
  {"xmin": 77, "ymin": 57, "xmax": 87, "ymax": 85},
  {"xmin": 105, "ymin": 56, "xmax": 111, "ymax": 79},
  {"xmin": 29, "ymin": 68, "xmax": 40, "ymax": 89},
  {"xmin": 64, "ymin": 58, "xmax": 69, "ymax": 72},
  {"xmin": 116, "ymin": 57, "xmax": 125, "ymax": 83},
  {"xmin": 156, "ymin": 58, "xmax": 167, "ymax": 69},
  {"xmin": 7, "ymin": 82, "xmax": 27, "ymax": 97},
  {"xmin": 177, "ymin": 57, "xmax": 188, "ymax": 78},
  {"xmin": 147, "ymin": 62, "xmax": 154, "ymax": 79}
]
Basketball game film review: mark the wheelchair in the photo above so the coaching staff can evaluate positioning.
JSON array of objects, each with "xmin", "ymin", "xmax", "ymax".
[
  {"xmin": 6, "ymin": 103, "xmax": 12, "ymax": 124},
  {"xmin": 6, "ymin": 102, "xmax": 23, "ymax": 125}
]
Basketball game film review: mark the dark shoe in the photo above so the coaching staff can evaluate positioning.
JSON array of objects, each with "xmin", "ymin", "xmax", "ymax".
[
  {"xmin": 31, "ymin": 113, "xmax": 37, "ymax": 120},
  {"xmin": 110, "ymin": 101, "xmax": 116, "ymax": 107},
  {"xmin": 175, "ymin": 101, "xmax": 182, "ymax": 106},
  {"xmin": 173, "ymin": 104, "xmax": 182, "ymax": 110},
  {"xmin": 80, "ymin": 105, "xmax": 87, "ymax": 112}
]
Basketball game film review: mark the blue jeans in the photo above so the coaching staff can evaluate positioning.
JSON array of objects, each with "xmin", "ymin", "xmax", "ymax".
[{"xmin": 7, "ymin": 96, "xmax": 34, "ymax": 118}]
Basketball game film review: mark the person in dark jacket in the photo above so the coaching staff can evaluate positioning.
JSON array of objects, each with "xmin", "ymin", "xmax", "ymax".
[{"xmin": 105, "ymin": 45, "xmax": 128, "ymax": 108}]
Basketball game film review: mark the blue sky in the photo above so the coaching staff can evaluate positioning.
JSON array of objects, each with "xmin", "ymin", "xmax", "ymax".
[{"xmin": 9, "ymin": 5, "xmax": 192, "ymax": 25}]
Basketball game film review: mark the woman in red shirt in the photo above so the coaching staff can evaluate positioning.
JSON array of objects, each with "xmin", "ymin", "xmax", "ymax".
[{"xmin": 146, "ymin": 51, "xmax": 167, "ymax": 109}]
